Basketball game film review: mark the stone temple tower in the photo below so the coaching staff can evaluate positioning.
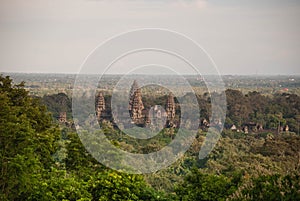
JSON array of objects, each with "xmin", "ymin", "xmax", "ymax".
[
  {"xmin": 166, "ymin": 93, "xmax": 176, "ymax": 127},
  {"xmin": 130, "ymin": 88, "xmax": 144, "ymax": 124},
  {"xmin": 129, "ymin": 80, "xmax": 139, "ymax": 114},
  {"xmin": 59, "ymin": 112, "xmax": 67, "ymax": 123},
  {"xmin": 96, "ymin": 92, "xmax": 105, "ymax": 121},
  {"xmin": 129, "ymin": 81, "xmax": 144, "ymax": 125}
]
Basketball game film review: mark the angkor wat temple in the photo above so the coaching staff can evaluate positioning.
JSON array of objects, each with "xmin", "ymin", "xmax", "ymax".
[{"xmin": 95, "ymin": 80, "xmax": 177, "ymax": 128}]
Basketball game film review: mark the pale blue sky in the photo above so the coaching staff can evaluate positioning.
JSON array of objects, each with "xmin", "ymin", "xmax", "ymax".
[{"xmin": 0, "ymin": 0, "xmax": 299, "ymax": 75}]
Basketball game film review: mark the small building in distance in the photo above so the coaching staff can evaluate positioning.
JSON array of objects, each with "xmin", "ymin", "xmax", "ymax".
[
  {"xmin": 58, "ymin": 112, "xmax": 67, "ymax": 123},
  {"xmin": 284, "ymin": 124, "xmax": 289, "ymax": 132}
]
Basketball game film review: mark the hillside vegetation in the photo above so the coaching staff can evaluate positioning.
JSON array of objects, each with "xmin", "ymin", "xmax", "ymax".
[{"xmin": 1, "ymin": 75, "xmax": 300, "ymax": 201}]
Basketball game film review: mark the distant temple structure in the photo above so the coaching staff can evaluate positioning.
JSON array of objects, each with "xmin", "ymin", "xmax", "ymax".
[
  {"xmin": 284, "ymin": 124, "xmax": 289, "ymax": 132},
  {"xmin": 58, "ymin": 111, "xmax": 77, "ymax": 129},
  {"xmin": 128, "ymin": 80, "xmax": 139, "ymax": 116},
  {"xmin": 58, "ymin": 112, "xmax": 67, "ymax": 123},
  {"xmin": 95, "ymin": 80, "xmax": 178, "ymax": 128},
  {"xmin": 95, "ymin": 92, "xmax": 105, "ymax": 121},
  {"xmin": 165, "ymin": 93, "xmax": 176, "ymax": 128},
  {"xmin": 129, "ymin": 87, "xmax": 145, "ymax": 125}
]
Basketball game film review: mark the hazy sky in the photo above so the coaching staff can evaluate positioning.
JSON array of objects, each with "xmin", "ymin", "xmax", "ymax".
[{"xmin": 0, "ymin": 0, "xmax": 299, "ymax": 75}]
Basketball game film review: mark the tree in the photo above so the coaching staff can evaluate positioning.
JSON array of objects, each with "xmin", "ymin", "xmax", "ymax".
[
  {"xmin": 28, "ymin": 168, "xmax": 92, "ymax": 201},
  {"xmin": 175, "ymin": 168, "xmax": 239, "ymax": 201},
  {"xmin": 64, "ymin": 128, "xmax": 104, "ymax": 173},
  {"xmin": 233, "ymin": 173, "xmax": 300, "ymax": 201},
  {"xmin": 0, "ymin": 75, "xmax": 60, "ymax": 200},
  {"xmin": 226, "ymin": 89, "xmax": 251, "ymax": 126},
  {"xmin": 88, "ymin": 170, "xmax": 171, "ymax": 201},
  {"xmin": 42, "ymin": 92, "xmax": 72, "ymax": 120}
]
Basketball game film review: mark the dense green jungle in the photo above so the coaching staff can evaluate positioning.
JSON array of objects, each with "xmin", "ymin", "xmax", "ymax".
[{"xmin": 1, "ymin": 74, "xmax": 300, "ymax": 201}]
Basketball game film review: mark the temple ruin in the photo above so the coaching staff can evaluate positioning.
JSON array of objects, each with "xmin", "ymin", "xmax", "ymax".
[
  {"xmin": 95, "ymin": 80, "xmax": 178, "ymax": 128},
  {"xmin": 129, "ymin": 88, "xmax": 145, "ymax": 125},
  {"xmin": 95, "ymin": 92, "xmax": 105, "ymax": 121},
  {"xmin": 166, "ymin": 92, "xmax": 176, "ymax": 128},
  {"xmin": 58, "ymin": 112, "xmax": 67, "ymax": 123}
]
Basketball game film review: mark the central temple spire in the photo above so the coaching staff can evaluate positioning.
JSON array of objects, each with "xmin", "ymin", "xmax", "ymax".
[
  {"xmin": 166, "ymin": 92, "xmax": 176, "ymax": 127},
  {"xmin": 129, "ymin": 80, "xmax": 144, "ymax": 125},
  {"xmin": 96, "ymin": 92, "xmax": 105, "ymax": 121}
]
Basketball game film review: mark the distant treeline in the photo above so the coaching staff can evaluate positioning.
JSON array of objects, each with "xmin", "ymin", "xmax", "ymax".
[{"xmin": 42, "ymin": 89, "xmax": 300, "ymax": 134}]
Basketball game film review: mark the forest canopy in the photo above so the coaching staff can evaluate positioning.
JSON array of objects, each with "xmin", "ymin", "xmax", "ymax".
[{"xmin": 1, "ymin": 75, "xmax": 300, "ymax": 201}]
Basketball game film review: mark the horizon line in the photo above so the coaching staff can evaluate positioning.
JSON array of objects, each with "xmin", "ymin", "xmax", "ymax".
[{"xmin": 2, "ymin": 71, "xmax": 300, "ymax": 77}]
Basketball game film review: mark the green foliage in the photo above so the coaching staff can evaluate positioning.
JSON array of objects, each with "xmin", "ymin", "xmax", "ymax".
[
  {"xmin": 0, "ymin": 75, "xmax": 173, "ymax": 201},
  {"xmin": 2, "ymin": 75, "xmax": 300, "ymax": 200},
  {"xmin": 42, "ymin": 92, "xmax": 72, "ymax": 120},
  {"xmin": 231, "ymin": 173, "xmax": 300, "ymax": 201},
  {"xmin": 0, "ymin": 75, "xmax": 60, "ymax": 200},
  {"xmin": 88, "ymin": 170, "xmax": 172, "ymax": 201},
  {"xmin": 225, "ymin": 89, "xmax": 300, "ymax": 132},
  {"xmin": 28, "ymin": 168, "xmax": 92, "ymax": 201},
  {"xmin": 64, "ymin": 128, "xmax": 101, "ymax": 171},
  {"xmin": 175, "ymin": 169, "xmax": 240, "ymax": 201}
]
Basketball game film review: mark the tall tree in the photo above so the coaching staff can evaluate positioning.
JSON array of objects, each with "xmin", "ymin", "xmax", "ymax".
[{"xmin": 0, "ymin": 75, "xmax": 60, "ymax": 200}]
